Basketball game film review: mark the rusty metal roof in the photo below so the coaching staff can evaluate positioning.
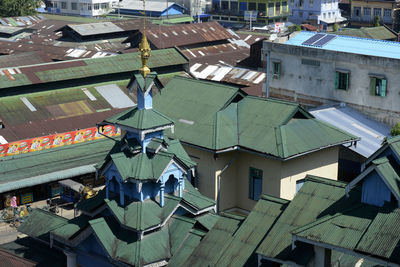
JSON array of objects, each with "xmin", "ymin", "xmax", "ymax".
[
  {"xmin": 134, "ymin": 21, "xmax": 235, "ymax": 49},
  {"xmin": 0, "ymin": 51, "xmax": 52, "ymax": 68},
  {"xmin": 0, "ymin": 48, "xmax": 188, "ymax": 90},
  {"xmin": 190, "ymin": 63, "xmax": 265, "ymax": 88}
]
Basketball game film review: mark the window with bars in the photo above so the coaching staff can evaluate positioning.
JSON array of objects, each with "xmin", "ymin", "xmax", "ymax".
[
  {"xmin": 335, "ymin": 71, "xmax": 349, "ymax": 90},
  {"xmin": 272, "ymin": 62, "xmax": 281, "ymax": 79}
]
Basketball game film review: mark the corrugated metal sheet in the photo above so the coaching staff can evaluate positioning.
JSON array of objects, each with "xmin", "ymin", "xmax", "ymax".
[
  {"xmin": 311, "ymin": 105, "xmax": 390, "ymax": 158},
  {"xmin": 95, "ymin": 84, "xmax": 135, "ymax": 108},
  {"xmin": 155, "ymin": 76, "xmax": 357, "ymax": 158},
  {"xmin": 256, "ymin": 176, "xmax": 361, "ymax": 264},
  {"xmin": 293, "ymin": 201, "xmax": 400, "ymax": 264},
  {"xmin": 142, "ymin": 21, "xmax": 235, "ymax": 49},
  {"xmin": 67, "ymin": 22, "xmax": 124, "ymax": 36},
  {"xmin": 195, "ymin": 195, "xmax": 289, "ymax": 267},
  {"xmin": 0, "ymin": 138, "xmax": 115, "ymax": 192},
  {"xmin": 182, "ymin": 214, "xmax": 245, "ymax": 266}
]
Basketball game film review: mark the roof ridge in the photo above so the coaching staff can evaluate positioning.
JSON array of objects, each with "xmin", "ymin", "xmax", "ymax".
[
  {"xmin": 304, "ymin": 175, "xmax": 348, "ymax": 188},
  {"xmin": 171, "ymin": 75, "xmax": 239, "ymax": 90},
  {"xmin": 260, "ymin": 194, "xmax": 290, "ymax": 205}
]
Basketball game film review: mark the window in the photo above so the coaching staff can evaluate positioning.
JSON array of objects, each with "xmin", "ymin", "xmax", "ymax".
[
  {"xmin": 268, "ymin": 3, "xmax": 274, "ymax": 16},
  {"xmin": 272, "ymin": 61, "xmax": 281, "ymax": 78},
  {"xmin": 282, "ymin": 2, "xmax": 287, "ymax": 12},
  {"xmin": 88, "ymin": 4, "xmax": 92, "ymax": 10},
  {"xmin": 221, "ymin": 1, "xmax": 229, "ymax": 10},
  {"xmin": 363, "ymin": 7, "xmax": 371, "ymax": 17},
  {"xmin": 231, "ymin": 2, "xmax": 238, "ymax": 11},
  {"xmin": 309, "ymin": 0, "xmax": 313, "ymax": 7},
  {"xmin": 374, "ymin": 8, "xmax": 381, "ymax": 17},
  {"xmin": 370, "ymin": 76, "xmax": 387, "ymax": 97},
  {"xmin": 94, "ymin": 3, "xmax": 100, "ymax": 10},
  {"xmin": 101, "ymin": 3, "xmax": 109, "ymax": 9},
  {"xmin": 275, "ymin": 3, "xmax": 281, "ymax": 14},
  {"xmin": 71, "ymin": 2, "xmax": 77, "ymax": 10},
  {"xmin": 249, "ymin": 168, "xmax": 262, "ymax": 201},
  {"xmin": 335, "ymin": 71, "xmax": 349, "ymax": 90},
  {"xmin": 354, "ymin": 7, "xmax": 360, "ymax": 17},
  {"xmin": 61, "ymin": 1, "xmax": 67, "ymax": 9},
  {"xmin": 258, "ymin": 3, "xmax": 266, "ymax": 13},
  {"xmin": 384, "ymin": 9, "xmax": 392, "ymax": 17},
  {"xmin": 248, "ymin": 2, "xmax": 256, "ymax": 11},
  {"xmin": 302, "ymin": 58, "xmax": 320, "ymax": 66},
  {"xmin": 323, "ymin": 12, "xmax": 326, "ymax": 18}
]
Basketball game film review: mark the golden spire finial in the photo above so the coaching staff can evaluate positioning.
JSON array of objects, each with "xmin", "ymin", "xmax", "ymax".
[{"xmin": 138, "ymin": 0, "xmax": 151, "ymax": 78}]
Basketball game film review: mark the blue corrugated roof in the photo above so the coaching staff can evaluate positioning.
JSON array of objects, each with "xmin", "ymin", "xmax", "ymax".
[
  {"xmin": 285, "ymin": 31, "xmax": 400, "ymax": 59},
  {"xmin": 310, "ymin": 104, "xmax": 390, "ymax": 158}
]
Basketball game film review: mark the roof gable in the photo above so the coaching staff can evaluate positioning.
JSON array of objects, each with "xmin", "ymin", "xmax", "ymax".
[
  {"xmin": 155, "ymin": 77, "xmax": 357, "ymax": 159},
  {"xmin": 346, "ymin": 157, "xmax": 400, "ymax": 205},
  {"xmin": 255, "ymin": 175, "xmax": 360, "ymax": 265}
]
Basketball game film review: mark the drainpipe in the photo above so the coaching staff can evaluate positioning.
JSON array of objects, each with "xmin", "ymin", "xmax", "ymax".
[
  {"xmin": 265, "ymin": 43, "xmax": 271, "ymax": 98},
  {"xmin": 216, "ymin": 151, "xmax": 239, "ymax": 213}
]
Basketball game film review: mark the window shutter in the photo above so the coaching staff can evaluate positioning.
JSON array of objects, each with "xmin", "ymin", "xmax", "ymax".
[
  {"xmin": 335, "ymin": 72, "xmax": 339, "ymax": 89},
  {"xmin": 249, "ymin": 176, "xmax": 254, "ymax": 199},
  {"xmin": 380, "ymin": 79, "xmax": 387, "ymax": 97},
  {"xmin": 370, "ymin": 77, "xmax": 376, "ymax": 95},
  {"xmin": 277, "ymin": 63, "xmax": 281, "ymax": 78},
  {"xmin": 345, "ymin": 73, "xmax": 349, "ymax": 90}
]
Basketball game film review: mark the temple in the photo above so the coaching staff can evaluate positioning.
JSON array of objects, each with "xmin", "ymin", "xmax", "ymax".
[{"xmin": 18, "ymin": 31, "xmax": 216, "ymax": 267}]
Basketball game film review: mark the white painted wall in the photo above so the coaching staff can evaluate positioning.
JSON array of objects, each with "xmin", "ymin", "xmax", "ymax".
[
  {"xmin": 262, "ymin": 41, "xmax": 400, "ymax": 126},
  {"xmin": 51, "ymin": 0, "xmax": 117, "ymax": 16}
]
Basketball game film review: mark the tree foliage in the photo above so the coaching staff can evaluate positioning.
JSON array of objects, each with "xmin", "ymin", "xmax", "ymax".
[
  {"xmin": 391, "ymin": 122, "xmax": 400, "ymax": 136},
  {"xmin": 374, "ymin": 16, "xmax": 380, "ymax": 27},
  {"xmin": 0, "ymin": 0, "xmax": 41, "ymax": 17},
  {"xmin": 333, "ymin": 24, "xmax": 338, "ymax": 32}
]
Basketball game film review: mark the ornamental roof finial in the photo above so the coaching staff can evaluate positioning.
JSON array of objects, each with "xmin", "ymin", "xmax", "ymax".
[{"xmin": 138, "ymin": 0, "xmax": 151, "ymax": 78}]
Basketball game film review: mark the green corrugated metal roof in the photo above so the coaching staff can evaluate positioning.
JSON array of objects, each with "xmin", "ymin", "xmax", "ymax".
[
  {"xmin": 89, "ymin": 214, "xmax": 197, "ymax": 266},
  {"xmin": 98, "ymin": 135, "xmax": 196, "ymax": 182},
  {"xmin": 182, "ymin": 181, "xmax": 216, "ymax": 211},
  {"xmin": 154, "ymin": 77, "xmax": 358, "ymax": 159},
  {"xmin": 255, "ymin": 176, "xmax": 361, "ymax": 264},
  {"xmin": 336, "ymin": 26, "xmax": 396, "ymax": 40},
  {"xmin": 292, "ymin": 202, "xmax": 400, "ymax": 264},
  {"xmin": 168, "ymin": 230, "xmax": 205, "ymax": 266},
  {"xmin": 51, "ymin": 215, "xmax": 91, "ymax": 240},
  {"xmin": 181, "ymin": 214, "xmax": 244, "ymax": 266},
  {"xmin": 373, "ymin": 157, "xmax": 400, "ymax": 199},
  {"xmin": 0, "ymin": 138, "xmax": 115, "ymax": 193},
  {"xmin": 215, "ymin": 195, "xmax": 289, "ymax": 266},
  {"xmin": 106, "ymin": 195, "xmax": 181, "ymax": 231},
  {"xmin": 153, "ymin": 16, "xmax": 194, "ymax": 24},
  {"xmin": 195, "ymin": 213, "xmax": 219, "ymax": 231},
  {"xmin": 154, "ymin": 76, "xmax": 239, "ymax": 149},
  {"xmin": 0, "ymin": 48, "xmax": 188, "ymax": 89},
  {"xmin": 110, "ymin": 151, "xmax": 173, "ymax": 181},
  {"xmin": 18, "ymin": 209, "xmax": 68, "ymax": 242},
  {"xmin": 104, "ymin": 107, "xmax": 174, "ymax": 130}
]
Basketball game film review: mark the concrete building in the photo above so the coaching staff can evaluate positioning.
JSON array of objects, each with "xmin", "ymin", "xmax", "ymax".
[
  {"xmin": 116, "ymin": 0, "xmax": 186, "ymax": 17},
  {"xmin": 154, "ymin": 76, "xmax": 357, "ymax": 212},
  {"xmin": 350, "ymin": 0, "xmax": 398, "ymax": 27},
  {"xmin": 289, "ymin": 0, "xmax": 346, "ymax": 26},
  {"xmin": 262, "ymin": 31, "xmax": 400, "ymax": 127},
  {"xmin": 210, "ymin": 0, "xmax": 289, "ymax": 24},
  {"xmin": 48, "ymin": 0, "xmax": 117, "ymax": 16},
  {"xmin": 181, "ymin": 135, "xmax": 400, "ymax": 267}
]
